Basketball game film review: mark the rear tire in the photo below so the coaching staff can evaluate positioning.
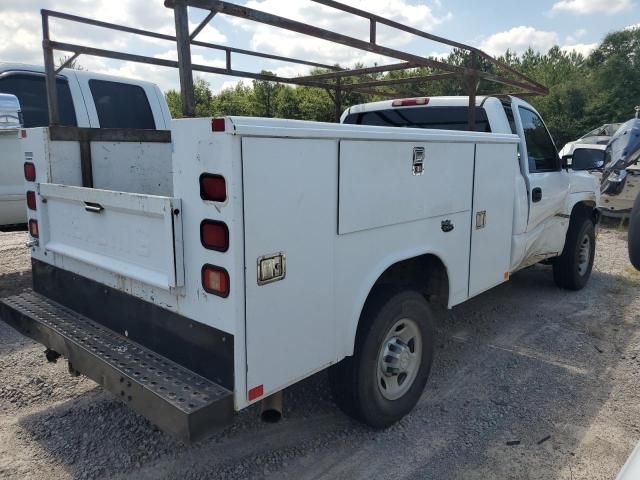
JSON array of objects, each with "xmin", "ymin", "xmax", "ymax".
[
  {"xmin": 629, "ymin": 193, "xmax": 640, "ymax": 270},
  {"xmin": 329, "ymin": 288, "xmax": 434, "ymax": 428},
  {"xmin": 553, "ymin": 215, "xmax": 595, "ymax": 290}
]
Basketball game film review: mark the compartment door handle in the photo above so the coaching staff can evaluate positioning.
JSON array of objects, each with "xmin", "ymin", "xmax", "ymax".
[{"xmin": 84, "ymin": 202, "xmax": 104, "ymax": 213}]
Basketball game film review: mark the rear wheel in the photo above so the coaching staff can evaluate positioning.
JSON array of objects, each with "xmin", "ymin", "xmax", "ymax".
[
  {"xmin": 553, "ymin": 215, "xmax": 596, "ymax": 290},
  {"xmin": 329, "ymin": 289, "xmax": 434, "ymax": 428}
]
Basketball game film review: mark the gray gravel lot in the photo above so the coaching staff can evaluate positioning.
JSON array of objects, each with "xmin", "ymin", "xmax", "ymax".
[{"xmin": 0, "ymin": 224, "xmax": 639, "ymax": 480}]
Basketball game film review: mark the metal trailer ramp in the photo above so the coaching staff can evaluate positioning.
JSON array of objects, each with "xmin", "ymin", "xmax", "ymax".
[{"xmin": 0, "ymin": 291, "xmax": 233, "ymax": 440}]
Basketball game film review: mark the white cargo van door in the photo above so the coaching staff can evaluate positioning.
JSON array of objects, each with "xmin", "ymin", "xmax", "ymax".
[{"xmin": 242, "ymin": 137, "xmax": 337, "ymax": 400}]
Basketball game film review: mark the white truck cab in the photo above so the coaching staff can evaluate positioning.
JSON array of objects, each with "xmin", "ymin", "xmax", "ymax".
[{"xmin": 0, "ymin": 63, "xmax": 171, "ymax": 225}]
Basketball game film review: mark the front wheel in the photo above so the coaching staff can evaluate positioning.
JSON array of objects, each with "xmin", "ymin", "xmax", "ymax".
[
  {"xmin": 553, "ymin": 215, "xmax": 596, "ymax": 290},
  {"xmin": 329, "ymin": 289, "xmax": 435, "ymax": 428}
]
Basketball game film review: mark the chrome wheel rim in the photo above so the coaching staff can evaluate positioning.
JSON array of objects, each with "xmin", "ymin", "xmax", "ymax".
[
  {"xmin": 376, "ymin": 318, "xmax": 422, "ymax": 401},
  {"xmin": 577, "ymin": 233, "xmax": 591, "ymax": 276}
]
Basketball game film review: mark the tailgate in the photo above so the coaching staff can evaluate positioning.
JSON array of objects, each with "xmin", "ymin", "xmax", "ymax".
[{"xmin": 38, "ymin": 183, "xmax": 184, "ymax": 290}]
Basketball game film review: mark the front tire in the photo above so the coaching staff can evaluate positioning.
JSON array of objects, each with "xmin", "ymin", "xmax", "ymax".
[
  {"xmin": 329, "ymin": 289, "xmax": 435, "ymax": 428},
  {"xmin": 553, "ymin": 215, "xmax": 596, "ymax": 290}
]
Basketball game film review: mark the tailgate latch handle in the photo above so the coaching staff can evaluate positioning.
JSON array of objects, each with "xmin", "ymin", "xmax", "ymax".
[{"xmin": 84, "ymin": 202, "xmax": 104, "ymax": 213}]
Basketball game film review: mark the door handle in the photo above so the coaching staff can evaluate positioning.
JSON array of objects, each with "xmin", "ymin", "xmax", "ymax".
[
  {"xmin": 84, "ymin": 202, "xmax": 104, "ymax": 213},
  {"xmin": 532, "ymin": 187, "xmax": 542, "ymax": 203}
]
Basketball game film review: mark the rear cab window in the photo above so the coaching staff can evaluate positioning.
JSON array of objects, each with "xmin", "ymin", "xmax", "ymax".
[
  {"xmin": 343, "ymin": 106, "xmax": 492, "ymax": 133},
  {"xmin": 502, "ymin": 103, "xmax": 517, "ymax": 134},
  {"xmin": 0, "ymin": 73, "xmax": 77, "ymax": 128},
  {"xmin": 89, "ymin": 79, "xmax": 155, "ymax": 129}
]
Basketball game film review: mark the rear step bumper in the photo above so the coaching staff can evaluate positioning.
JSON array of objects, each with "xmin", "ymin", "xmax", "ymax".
[{"xmin": 0, "ymin": 291, "xmax": 233, "ymax": 440}]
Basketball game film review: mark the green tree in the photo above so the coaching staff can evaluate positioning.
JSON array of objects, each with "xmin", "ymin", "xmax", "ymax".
[
  {"xmin": 252, "ymin": 71, "xmax": 284, "ymax": 118},
  {"xmin": 55, "ymin": 55, "xmax": 84, "ymax": 71},
  {"xmin": 588, "ymin": 28, "xmax": 640, "ymax": 121},
  {"xmin": 165, "ymin": 77, "xmax": 214, "ymax": 118},
  {"xmin": 212, "ymin": 82, "xmax": 255, "ymax": 116}
]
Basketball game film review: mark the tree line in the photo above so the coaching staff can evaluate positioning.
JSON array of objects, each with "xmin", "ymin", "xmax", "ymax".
[{"xmin": 165, "ymin": 27, "xmax": 639, "ymax": 147}]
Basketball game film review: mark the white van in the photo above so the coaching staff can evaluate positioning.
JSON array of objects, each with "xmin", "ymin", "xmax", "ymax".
[{"xmin": 0, "ymin": 63, "xmax": 172, "ymax": 225}]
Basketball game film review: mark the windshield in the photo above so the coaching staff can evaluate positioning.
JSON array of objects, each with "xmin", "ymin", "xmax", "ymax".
[{"xmin": 581, "ymin": 123, "xmax": 623, "ymax": 139}]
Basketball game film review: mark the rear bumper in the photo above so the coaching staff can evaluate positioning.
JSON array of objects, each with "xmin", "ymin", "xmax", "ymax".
[
  {"xmin": 31, "ymin": 259, "xmax": 234, "ymax": 390},
  {"xmin": 0, "ymin": 291, "xmax": 233, "ymax": 440}
]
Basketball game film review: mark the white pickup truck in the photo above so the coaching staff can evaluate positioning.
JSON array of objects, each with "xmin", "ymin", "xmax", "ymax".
[
  {"xmin": 0, "ymin": 95, "xmax": 600, "ymax": 440},
  {"xmin": 0, "ymin": 63, "xmax": 171, "ymax": 225}
]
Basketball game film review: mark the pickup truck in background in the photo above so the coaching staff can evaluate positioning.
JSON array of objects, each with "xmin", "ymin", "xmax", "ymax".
[
  {"xmin": 0, "ymin": 93, "xmax": 23, "ymax": 225},
  {"xmin": 0, "ymin": 95, "xmax": 601, "ymax": 440},
  {"xmin": 0, "ymin": 63, "xmax": 172, "ymax": 226}
]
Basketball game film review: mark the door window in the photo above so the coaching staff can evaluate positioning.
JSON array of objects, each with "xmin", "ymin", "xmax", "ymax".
[
  {"xmin": 518, "ymin": 107, "xmax": 559, "ymax": 172},
  {"xmin": 89, "ymin": 79, "xmax": 155, "ymax": 129},
  {"xmin": 0, "ymin": 74, "xmax": 77, "ymax": 127}
]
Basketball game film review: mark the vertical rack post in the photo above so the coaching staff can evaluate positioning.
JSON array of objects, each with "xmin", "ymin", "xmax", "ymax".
[
  {"xmin": 174, "ymin": 0, "xmax": 196, "ymax": 117},
  {"xmin": 42, "ymin": 10, "xmax": 60, "ymax": 126},
  {"xmin": 466, "ymin": 52, "xmax": 480, "ymax": 131},
  {"xmin": 334, "ymin": 78, "xmax": 343, "ymax": 122}
]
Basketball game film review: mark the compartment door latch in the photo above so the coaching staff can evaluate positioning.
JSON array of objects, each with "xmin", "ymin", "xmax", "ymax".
[
  {"xmin": 476, "ymin": 210, "xmax": 487, "ymax": 229},
  {"xmin": 257, "ymin": 252, "xmax": 286, "ymax": 285},
  {"xmin": 412, "ymin": 146, "xmax": 425, "ymax": 176}
]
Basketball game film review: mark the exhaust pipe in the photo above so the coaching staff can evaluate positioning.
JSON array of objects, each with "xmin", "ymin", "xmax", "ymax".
[{"xmin": 260, "ymin": 390, "xmax": 283, "ymax": 423}]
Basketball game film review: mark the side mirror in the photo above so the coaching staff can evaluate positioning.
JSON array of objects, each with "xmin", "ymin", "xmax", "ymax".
[
  {"xmin": 568, "ymin": 147, "xmax": 606, "ymax": 171},
  {"xmin": 0, "ymin": 93, "xmax": 22, "ymax": 130}
]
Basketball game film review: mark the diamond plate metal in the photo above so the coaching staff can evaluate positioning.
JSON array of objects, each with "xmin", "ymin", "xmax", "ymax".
[{"xmin": 0, "ymin": 290, "xmax": 233, "ymax": 439}]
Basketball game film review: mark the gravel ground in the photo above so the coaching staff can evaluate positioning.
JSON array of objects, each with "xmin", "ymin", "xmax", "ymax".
[{"xmin": 0, "ymin": 223, "xmax": 639, "ymax": 480}]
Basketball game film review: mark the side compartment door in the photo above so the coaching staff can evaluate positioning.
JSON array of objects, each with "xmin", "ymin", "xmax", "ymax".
[
  {"xmin": 243, "ymin": 137, "xmax": 337, "ymax": 401},
  {"xmin": 469, "ymin": 143, "xmax": 518, "ymax": 297}
]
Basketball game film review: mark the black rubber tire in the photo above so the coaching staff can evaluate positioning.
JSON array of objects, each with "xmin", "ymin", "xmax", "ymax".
[
  {"xmin": 328, "ymin": 288, "xmax": 435, "ymax": 428},
  {"xmin": 553, "ymin": 215, "xmax": 596, "ymax": 290},
  {"xmin": 629, "ymin": 193, "xmax": 640, "ymax": 270}
]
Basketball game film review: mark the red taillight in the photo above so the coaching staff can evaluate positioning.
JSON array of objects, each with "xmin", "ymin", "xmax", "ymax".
[
  {"xmin": 392, "ymin": 97, "xmax": 429, "ymax": 107},
  {"xmin": 201, "ymin": 264, "xmax": 230, "ymax": 297},
  {"xmin": 200, "ymin": 220, "xmax": 229, "ymax": 252},
  {"xmin": 29, "ymin": 219, "xmax": 39, "ymax": 238},
  {"xmin": 24, "ymin": 162, "xmax": 36, "ymax": 181},
  {"xmin": 26, "ymin": 191, "xmax": 36, "ymax": 210},
  {"xmin": 21, "ymin": 130, "xmax": 27, "ymax": 139},
  {"xmin": 200, "ymin": 174, "xmax": 227, "ymax": 202},
  {"xmin": 211, "ymin": 117, "xmax": 226, "ymax": 132}
]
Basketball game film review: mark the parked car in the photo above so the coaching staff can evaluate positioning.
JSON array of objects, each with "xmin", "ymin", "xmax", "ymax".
[
  {"xmin": 0, "ymin": 62, "xmax": 172, "ymax": 225},
  {"xmin": 585, "ymin": 119, "xmax": 640, "ymax": 217},
  {"xmin": 559, "ymin": 123, "xmax": 622, "ymax": 158}
]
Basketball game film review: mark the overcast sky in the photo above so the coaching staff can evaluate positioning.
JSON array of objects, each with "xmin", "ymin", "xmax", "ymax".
[{"xmin": 1, "ymin": 0, "xmax": 638, "ymax": 93}]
